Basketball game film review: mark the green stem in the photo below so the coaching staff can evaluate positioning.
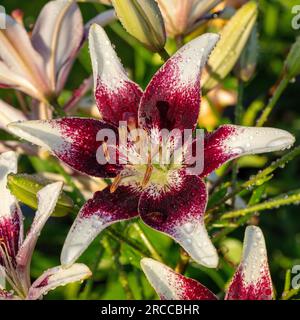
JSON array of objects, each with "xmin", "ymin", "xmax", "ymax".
[
  {"xmin": 50, "ymin": 98, "xmax": 66, "ymax": 117},
  {"xmin": 106, "ymin": 228, "xmax": 149, "ymax": 258},
  {"xmin": 158, "ymin": 48, "xmax": 170, "ymax": 62},
  {"xmin": 256, "ymin": 76, "xmax": 290, "ymax": 127},
  {"xmin": 206, "ymin": 146, "xmax": 300, "ymax": 217},
  {"xmin": 132, "ymin": 223, "xmax": 163, "ymax": 262},
  {"xmin": 232, "ymin": 80, "xmax": 244, "ymax": 207},
  {"xmin": 81, "ymin": 243, "xmax": 104, "ymax": 300},
  {"xmin": 175, "ymin": 248, "xmax": 190, "ymax": 274},
  {"xmin": 220, "ymin": 189, "xmax": 300, "ymax": 220}
]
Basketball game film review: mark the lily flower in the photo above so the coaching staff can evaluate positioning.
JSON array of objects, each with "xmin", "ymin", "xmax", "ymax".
[
  {"xmin": 0, "ymin": 0, "xmax": 115, "ymax": 103},
  {"xmin": 156, "ymin": 0, "xmax": 222, "ymax": 37},
  {"xmin": 8, "ymin": 25, "xmax": 295, "ymax": 269},
  {"xmin": 141, "ymin": 226, "xmax": 274, "ymax": 300},
  {"xmin": 0, "ymin": 151, "xmax": 91, "ymax": 300}
]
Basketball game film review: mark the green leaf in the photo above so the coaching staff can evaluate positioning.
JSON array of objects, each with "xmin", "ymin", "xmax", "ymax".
[{"xmin": 7, "ymin": 173, "xmax": 74, "ymax": 217}]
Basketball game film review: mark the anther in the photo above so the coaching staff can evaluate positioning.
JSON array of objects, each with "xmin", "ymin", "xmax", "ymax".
[
  {"xmin": 102, "ymin": 142, "xmax": 110, "ymax": 161},
  {"xmin": 110, "ymin": 174, "xmax": 122, "ymax": 193}
]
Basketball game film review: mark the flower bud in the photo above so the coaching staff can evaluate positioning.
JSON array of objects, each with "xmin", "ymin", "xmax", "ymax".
[
  {"xmin": 234, "ymin": 25, "xmax": 258, "ymax": 82},
  {"xmin": 111, "ymin": 0, "xmax": 166, "ymax": 52},
  {"xmin": 284, "ymin": 36, "xmax": 300, "ymax": 80}
]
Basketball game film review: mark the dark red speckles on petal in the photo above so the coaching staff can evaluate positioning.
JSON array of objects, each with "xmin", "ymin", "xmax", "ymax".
[
  {"xmin": 138, "ymin": 33, "xmax": 220, "ymax": 132},
  {"xmin": 0, "ymin": 208, "xmax": 21, "ymax": 266},
  {"xmin": 7, "ymin": 118, "xmax": 123, "ymax": 178},
  {"xmin": 200, "ymin": 125, "xmax": 239, "ymax": 178},
  {"xmin": 139, "ymin": 173, "xmax": 218, "ymax": 268},
  {"xmin": 89, "ymin": 24, "xmax": 143, "ymax": 126},
  {"xmin": 225, "ymin": 226, "xmax": 273, "ymax": 300},
  {"xmin": 95, "ymin": 79, "xmax": 143, "ymax": 126},
  {"xmin": 141, "ymin": 258, "xmax": 218, "ymax": 300},
  {"xmin": 56, "ymin": 118, "xmax": 123, "ymax": 178},
  {"xmin": 61, "ymin": 185, "xmax": 141, "ymax": 266}
]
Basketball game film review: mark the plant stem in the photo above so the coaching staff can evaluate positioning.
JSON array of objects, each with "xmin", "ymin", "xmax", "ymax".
[
  {"xmin": 81, "ymin": 243, "xmax": 104, "ymax": 300},
  {"xmin": 256, "ymin": 76, "xmax": 290, "ymax": 127},
  {"xmin": 206, "ymin": 146, "xmax": 300, "ymax": 217},
  {"xmin": 232, "ymin": 80, "xmax": 244, "ymax": 207},
  {"xmin": 106, "ymin": 228, "xmax": 149, "ymax": 258},
  {"xmin": 175, "ymin": 248, "xmax": 190, "ymax": 274},
  {"xmin": 132, "ymin": 223, "xmax": 163, "ymax": 262},
  {"xmin": 50, "ymin": 98, "xmax": 66, "ymax": 117},
  {"xmin": 220, "ymin": 189, "xmax": 300, "ymax": 220},
  {"xmin": 158, "ymin": 48, "xmax": 170, "ymax": 62}
]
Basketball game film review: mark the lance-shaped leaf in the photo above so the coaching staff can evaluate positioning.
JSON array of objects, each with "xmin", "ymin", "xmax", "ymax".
[
  {"xmin": 202, "ymin": 1, "xmax": 258, "ymax": 93},
  {"xmin": 16, "ymin": 182, "xmax": 63, "ymax": 273},
  {"xmin": 225, "ymin": 226, "xmax": 273, "ymax": 300},
  {"xmin": 27, "ymin": 263, "xmax": 91, "ymax": 300},
  {"xmin": 141, "ymin": 258, "xmax": 218, "ymax": 300},
  {"xmin": 7, "ymin": 173, "xmax": 73, "ymax": 217},
  {"xmin": 284, "ymin": 36, "xmax": 300, "ymax": 80}
]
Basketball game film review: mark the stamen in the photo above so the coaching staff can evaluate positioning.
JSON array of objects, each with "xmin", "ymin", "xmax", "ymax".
[
  {"xmin": 102, "ymin": 142, "xmax": 110, "ymax": 161},
  {"xmin": 110, "ymin": 174, "xmax": 122, "ymax": 193},
  {"xmin": 142, "ymin": 155, "xmax": 153, "ymax": 188}
]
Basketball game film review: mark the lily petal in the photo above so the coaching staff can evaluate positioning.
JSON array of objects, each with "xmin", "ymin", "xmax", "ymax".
[
  {"xmin": 225, "ymin": 226, "xmax": 273, "ymax": 300},
  {"xmin": 16, "ymin": 182, "xmax": 63, "ymax": 272},
  {"xmin": 8, "ymin": 118, "xmax": 121, "ymax": 178},
  {"xmin": 201, "ymin": 125, "xmax": 296, "ymax": 177},
  {"xmin": 141, "ymin": 258, "xmax": 218, "ymax": 300},
  {"xmin": 0, "ymin": 288, "xmax": 19, "ymax": 300},
  {"xmin": 89, "ymin": 24, "xmax": 143, "ymax": 126},
  {"xmin": 31, "ymin": 0, "xmax": 83, "ymax": 93},
  {"xmin": 0, "ymin": 100, "xmax": 27, "ymax": 131},
  {"xmin": 139, "ymin": 173, "xmax": 218, "ymax": 268},
  {"xmin": 27, "ymin": 263, "xmax": 91, "ymax": 300},
  {"xmin": 61, "ymin": 185, "xmax": 140, "ymax": 266},
  {"xmin": 0, "ymin": 15, "xmax": 48, "ymax": 95},
  {"xmin": 0, "ymin": 152, "xmax": 23, "ymax": 264},
  {"xmin": 138, "ymin": 33, "xmax": 219, "ymax": 131}
]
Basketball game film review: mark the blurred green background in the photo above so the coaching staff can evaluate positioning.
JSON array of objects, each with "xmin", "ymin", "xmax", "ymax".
[{"xmin": 0, "ymin": 0, "xmax": 300, "ymax": 299}]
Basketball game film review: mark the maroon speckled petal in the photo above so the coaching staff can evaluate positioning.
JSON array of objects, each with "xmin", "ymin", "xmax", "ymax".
[
  {"xmin": 89, "ymin": 24, "xmax": 143, "ymax": 126},
  {"xmin": 27, "ymin": 263, "xmax": 91, "ymax": 300},
  {"xmin": 200, "ymin": 125, "xmax": 295, "ymax": 177},
  {"xmin": 141, "ymin": 258, "xmax": 218, "ymax": 300},
  {"xmin": 138, "ymin": 33, "xmax": 219, "ymax": 131},
  {"xmin": 61, "ymin": 185, "xmax": 141, "ymax": 266},
  {"xmin": 8, "ymin": 118, "xmax": 123, "ymax": 178},
  {"xmin": 225, "ymin": 226, "xmax": 273, "ymax": 300},
  {"xmin": 139, "ymin": 173, "xmax": 218, "ymax": 268},
  {"xmin": 0, "ymin": 152, "xmax": 22, "ymax": 266}
]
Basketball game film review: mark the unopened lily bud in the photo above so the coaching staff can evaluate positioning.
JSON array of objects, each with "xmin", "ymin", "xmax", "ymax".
[
  {"xmin": 284, "ymin": 37, "xmax": 300, "ymax": 80},
  {"xmin": 235, "ymin": 25, "xmax": 258, "ymax": 82},
  {"xmin": 111, "ymin": 0, "xmax": 166, "ymax": 52}
]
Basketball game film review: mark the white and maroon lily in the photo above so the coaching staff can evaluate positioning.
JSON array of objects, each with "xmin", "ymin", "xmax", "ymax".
[
  {"xmin": 141, "ymin": 225, "xmax": 274, "ymax": 300},
  {"xmin": 0, "ymin": 0, "xmax": 115, "ymax": 103},
  {"xmin": 0, "ymin": 152, "xmax": 91, "ymax": 300},
  {"xmin": 8, "ymin": 25, "xmax": 295, "ymax": 269}
]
